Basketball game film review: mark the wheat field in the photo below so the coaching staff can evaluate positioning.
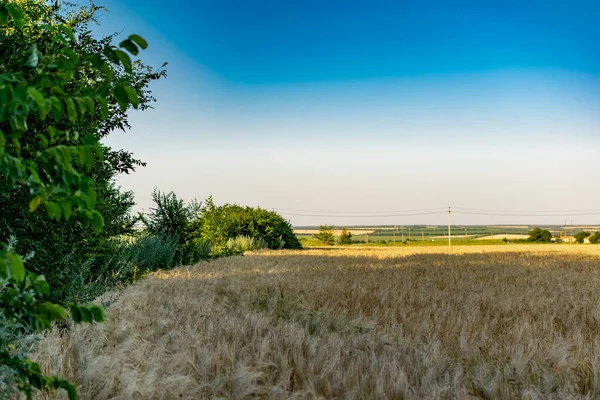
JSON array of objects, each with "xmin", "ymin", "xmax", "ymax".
[{"xmin": 34, "ymin": 245, "xmax": 600, "ymax": 399}]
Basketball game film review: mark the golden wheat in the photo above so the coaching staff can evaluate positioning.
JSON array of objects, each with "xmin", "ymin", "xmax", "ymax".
[{"xmin": 33, "ymin": 245, "xmax": 600, "ymax": 399}]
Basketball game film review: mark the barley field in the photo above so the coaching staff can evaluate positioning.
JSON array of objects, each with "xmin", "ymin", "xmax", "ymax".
[{"xmin": 35, "ymin": 245, "xmax": 600, "ymax": 399}]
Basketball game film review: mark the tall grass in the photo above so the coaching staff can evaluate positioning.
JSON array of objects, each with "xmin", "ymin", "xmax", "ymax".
[
  {"xmin": 54, "ymin": 234, "xmax": 214, "ymax": 304},
  {"xmin": 224, "ymin": 235, "xmax": 271, "ymax": 254},
  {"xmin": 33, "ymin": 245, "xmax": 600, "ymax": 398}
]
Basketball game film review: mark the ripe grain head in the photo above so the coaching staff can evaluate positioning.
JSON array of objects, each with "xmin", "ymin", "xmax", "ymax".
[{"xmin": 33, "ymin": 245, "xmax": 600, "ymax": 399}]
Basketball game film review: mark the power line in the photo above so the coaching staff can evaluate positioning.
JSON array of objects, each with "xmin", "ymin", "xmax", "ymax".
[
  {"xmin": 273, "ymin": 207, "xmax": 446, "ymax": 214},
  {"xmin": 453, "ymin": 207, "xmax": 600, "ymax": 214},
  {"xmin": 278, "ymin": 211, "xmax": 447, "ymax": 218},
  {"xmin": 453, "ymin": 210, "xmax": 600, "ymax": 217}
]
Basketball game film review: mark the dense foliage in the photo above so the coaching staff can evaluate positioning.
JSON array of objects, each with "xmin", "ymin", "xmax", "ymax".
[
  {"xmin": 189, "ymin": 196, "xmax": 301, "ymax": 250},
  {"xmin": 0, "ymin": 1, "xmax": 166, "ymax": 304},
  {"xmin": 527, "ymin": 228, "xmax": 552, "ymax": 243},
  {"xmin": 589, "ymin": 232, "xmax": 600, "ymax": 244},
  {"xmin": 0, "ymin": 0, "xmax": 155, "ymax": 397}
]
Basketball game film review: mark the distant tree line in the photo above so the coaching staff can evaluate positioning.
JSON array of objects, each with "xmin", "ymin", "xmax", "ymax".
[{"xmin": 527, "ymin": 228, "xmax": 600, "ymax": 244}]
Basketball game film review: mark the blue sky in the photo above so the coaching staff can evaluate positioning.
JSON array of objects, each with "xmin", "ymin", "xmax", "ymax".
[{"xmin": 97, "ymin": 0, "xmax": 600, "ymax": 225}]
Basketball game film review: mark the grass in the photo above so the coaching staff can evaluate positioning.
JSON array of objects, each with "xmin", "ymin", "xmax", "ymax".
[{"xmin": 33, "ymin": 244, "xmax": 600, "ymax": 399}]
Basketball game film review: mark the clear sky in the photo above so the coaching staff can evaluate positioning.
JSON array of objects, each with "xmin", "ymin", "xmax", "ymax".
[{"xmin": 96, "ymin": 0, "xmax": 600, "ymax": 226}]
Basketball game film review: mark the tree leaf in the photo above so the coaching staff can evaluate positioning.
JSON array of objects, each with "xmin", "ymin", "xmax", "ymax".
[
  {"xmin": 25, "ymin": 46, "xmax": 39, "ymax": 68},
  {"xmin": 60, "ymin": 200, "xmax": 72, "ymax": 220},
  {"xmin": 64, "ymin": 98, "xmax": 76, "ymax": 123},
  {"xmin": 102, "ymin": 46, "xmax": 119, "ymax": 64},
  {"xmin": 79, "ymin": 306, "xmax": 92, "ymax": 322},
  {"xmin": 128, "ymin": 34, "xmax": 148, "ymax": 50},
  {"xmin": 0, "ymin": 5, "xmax": 8, "ymax": 26},
  {"xmin": 91, "ymin": 210, "xmax": 104, "ymax": 232},
  {"xmin": 29, "ymin": 196, "xmax": 42, "ymax": 211},
  {"xmin": 0, "ymin": 73, "xmax": 17, "ymax": 83},
  {"xmin": 88, "ymin": 54, "xmax": 104, "ymax": 70},
  {"xmin": 6, "ymin": 252, "xmax": 26, "ymax": 285},
  {"xmin": 119, "ymin": 39, "xmax": 139, "ymax": 56},
  {"xmin": 58, "ymin": 25, "xmax": 76, "ymax": 42},
  {"xmin": 114, "ymin": 50, "xmax": 132, "ymax": 73},
  {"xmin": 96, "ymin": 97, "xmax": 108, "ymax": 119},
  {"xmin": 113, "ymin": 85, "xmax": 129, "ymax": 111},
  {"xmin": 44, "ymin": 201, "xmax": 62, "ymax": 220},
  {"xmin": 27, "ymin": 87, "xmax": 48, "ymax": 120},
  {"xmin": 42, "ymin": 302, "xmax": 68, "ymax": 320},
  {"xmin": 49, "ymin": 97, "xmax": 64, "ymax": 122},
  {"xmin": 34, "ymin": 275, "xmax": 50, "ymax": 296},
  {"xmin": 83, "ymin": 97, "xmax": 95, "ymax": 115},
  {"xmin": 6, "ymin": 3, "xmax": 24, "ymax": 29},
  {"xmin": 82, "ymin": 134, "xmax": 97, "ymax": 146},
  {"xmin": 124, "ymin": 87, "xmax": 139, "ymax": 108},
  {"xmin": 56, "ymin": 379, "xmax": 77, "ymax": 400},
  {"xmin": 62, "ymin": 48, "xmax": 79, "ymax": 66},
  {"xmin": 75, "ymin": 97, "xmax": 87, "ymax": 115},
  {"xmin": 69, "ymin": 305, "xmax": 82, "ymax": 323},
  {"xmin": 90, "ymin": 305, "xmax": 106, "ymax": 322},
  {"xmin": 50, "ymin": 86, "xmax": 66, "ymax": 96}
]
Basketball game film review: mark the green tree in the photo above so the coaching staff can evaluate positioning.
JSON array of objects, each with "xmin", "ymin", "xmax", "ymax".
[
  {"xmin": 143, "ymin": 189, "xmax": 200, "ymax": 244},
  {"xmin": 589, "ymin": 232, "xmax": 600, "ymax": 244},
  {"xmin": 315, "ymin": 225, "xmax": 335, "ymax": 246},
  {"xmin": 575, "ymin": 231, "xmax": 591, "ymax": 244},
  {"xmin": 527, "ymin": 227, "xmax": 552, "ymax": 243},
  {"xmin": 338, "ymin": 228, "xmax": 352, "ymax": 245},
  {"xmin": 0, "ymin": 1, "xmax": 148, "ymax": 398}
]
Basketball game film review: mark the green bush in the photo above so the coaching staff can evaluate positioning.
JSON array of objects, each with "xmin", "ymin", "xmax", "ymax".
[
  {"xmin": 190, "ymin": 197, "xmax": 300, "ymax": 250},
  {"xmin": 527, "ymin": 228, "xmax": 552, "ymax": 243}
]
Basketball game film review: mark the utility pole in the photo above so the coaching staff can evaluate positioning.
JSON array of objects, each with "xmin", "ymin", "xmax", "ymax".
[
  {"xmin": 421, "ymin": 229, "xmax": 424, "ymax": 241},
  {"xmin": 408, "ymin": 226, "xmax": 411, "ymax": 242},
  {"xmin": 402, "ymin": 228, "xmax": 404, "ymax": 242},
  {"xmin": 393, "ymin": 226, "xmax": 396, "ymax": 243},
  {"xmin": 464, "ymin": 227, "xmax": 467, "ymax": 241},
  {"xmin": 448, "ymin": 207, "xmax": 451, "ymax": 248}
]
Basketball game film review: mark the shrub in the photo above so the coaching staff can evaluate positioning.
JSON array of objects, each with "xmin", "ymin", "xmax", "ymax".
[
  {"xmin": 315, "ymin": 225, "xmax": 335, "ymax": 246},
  {"xmin": 190, "ymin": 197, "xmax": 300, "ymax": 250},
  {"xmin": 527, "ymin": 228, "xmax": 552, "ymax": 243},
  {"xmin": 589, "ymin": 232, "xmax": 600, "ymax": 244},
  {"xmin": 339, "ymin": 229, "xmax": 353, "ymax": 245}
]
